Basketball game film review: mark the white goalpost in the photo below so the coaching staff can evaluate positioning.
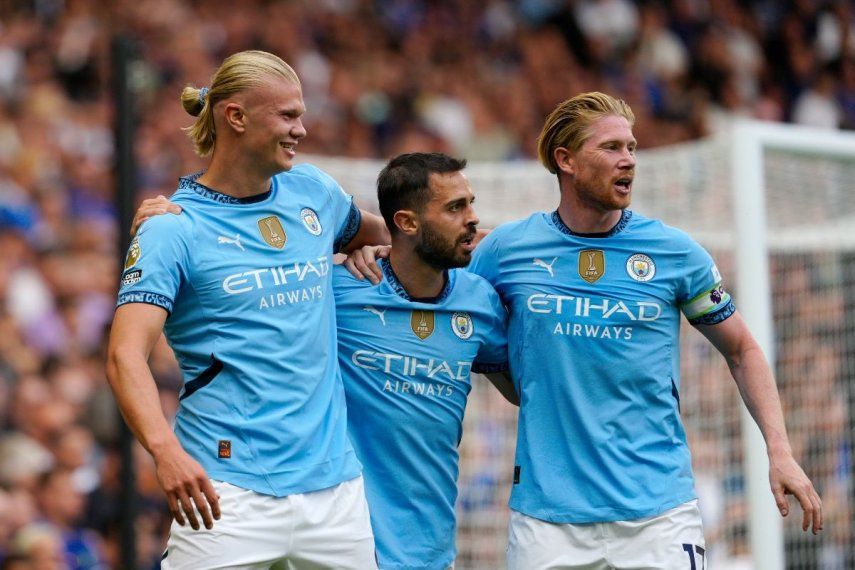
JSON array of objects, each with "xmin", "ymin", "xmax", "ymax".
[
  {"xmin": 303, "ymin": 120, "xmax": 855, "ymax": 569},
  {"xmin": 731, "ymin": 121, "xmax": 855, "ymax": 570}
]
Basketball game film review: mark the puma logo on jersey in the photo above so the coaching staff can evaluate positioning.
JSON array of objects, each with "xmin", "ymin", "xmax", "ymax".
[
  {"xmin": 363, "ymin": 306, "xmax": 387, "ymax": 326},
  {"xmin": 218, "ymin": 234, "xmax": 245, "ymax": 251},
  {"xmin": 533, "ymin": 257, "xmax": 557, "ymax": 277}
]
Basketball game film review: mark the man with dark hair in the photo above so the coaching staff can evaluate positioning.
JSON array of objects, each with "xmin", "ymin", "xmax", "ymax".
[{"xmin": 334, "ymin": 152, "xmax": 514, "ymax": 569}]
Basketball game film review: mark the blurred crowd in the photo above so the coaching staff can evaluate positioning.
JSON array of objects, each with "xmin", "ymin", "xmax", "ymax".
[{"xmin": 0, "ymin": 0, "xmax": 853, "ymax": 568}]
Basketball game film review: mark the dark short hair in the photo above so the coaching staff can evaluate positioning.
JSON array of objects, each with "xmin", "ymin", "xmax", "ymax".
[{"xmin": 377, "ymin": 153, "xmax": 468, "ymax": 234}]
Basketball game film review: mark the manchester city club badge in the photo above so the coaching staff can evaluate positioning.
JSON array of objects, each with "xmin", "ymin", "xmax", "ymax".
[
  {"xmin": 300, "ymin": 208, "xmax": 322, "ymax": 236},
  {"xmin": 451, "ymin": 312, "xmax": 474, "ymax": 340},
  {"xmin": 626, "ymin": 253, "xmax": 656, "ymax": 282}
]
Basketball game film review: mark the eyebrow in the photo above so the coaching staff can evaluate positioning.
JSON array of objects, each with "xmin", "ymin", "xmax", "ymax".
[{"xmin": 446, "ymin": 195, "xmax": 474, "ymax": 207}]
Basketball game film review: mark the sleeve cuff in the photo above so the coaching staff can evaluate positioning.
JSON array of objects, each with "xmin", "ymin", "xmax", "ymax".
[
  {"xmin": 472, "ymin": 361, "xmax": 510, "ymax": 374},
  {"xmin": 117, "ymin": 291, "xmax": 174, "ymax": 314},
  {"xmin": 334, "ymin": 202, "xmax": 362, "ymax": 253},
  {"xmin": 688, "ymin": 299, "xmax": 735, "ymax": 326}
]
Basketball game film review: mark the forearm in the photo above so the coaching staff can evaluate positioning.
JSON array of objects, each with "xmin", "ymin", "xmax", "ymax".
[
  {"xmin": 107, "ymin": 348, "xmax": 181, "ymax": 459},
  {"xmin": 728, "ymin": 343, "xmax": 792, "ymax": 457}
]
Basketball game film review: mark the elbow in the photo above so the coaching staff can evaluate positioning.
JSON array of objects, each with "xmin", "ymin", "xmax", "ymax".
[
  {"xmin": 105, "ymin": 343, "xmax": 137, "ymax": 392},
  {"xmin": 105, "ymin": 347, "xmax": 122, "ymax": 391}
]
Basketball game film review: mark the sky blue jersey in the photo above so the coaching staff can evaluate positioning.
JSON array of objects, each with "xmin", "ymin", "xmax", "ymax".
[
  {"xmin": 116, "ymin": 165, "xmax": 363, "ymax": 497},
  {"xmin": 334, "ymin": 259, "xmax": 508, "ymax": 570},
  {"xmin": 468, "ymin": 210, "xmax": 734, "ymax": 523}
]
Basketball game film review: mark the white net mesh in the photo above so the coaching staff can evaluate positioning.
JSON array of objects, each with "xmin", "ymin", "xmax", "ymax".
[{"xmin": 304, "ymin": 128, "xmax": 855, "ymax": 569}]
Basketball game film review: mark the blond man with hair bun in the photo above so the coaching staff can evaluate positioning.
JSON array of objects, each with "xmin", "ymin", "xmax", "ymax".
[{"xmin": 107, "ymin": 50, "xmax": 388, "ymax": 569}]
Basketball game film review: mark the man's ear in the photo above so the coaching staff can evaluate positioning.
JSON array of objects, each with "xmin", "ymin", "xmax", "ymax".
[
  {"xmin": 392, "ymin": 210, "xmax": 419, "ymax": 236},
  {"xmin": 223, "ymin": 102, "xmax": 246, "ymax": 133},
  {"xmin": 553, "ymin": 147, "xmax": 575, "ymax": 176}
]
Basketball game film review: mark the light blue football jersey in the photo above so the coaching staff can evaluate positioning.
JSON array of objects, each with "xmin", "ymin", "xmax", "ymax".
[
  {"xmin": 334, "ymin": 259, "xmax": 508, "ymax": 570},
  {"xmin": 468, "ymin": 210, "xmax": 734, "ymax": 523},
  {"xmin": 117, "ymin": 165, "xmax": 363, "ymax": 497}
]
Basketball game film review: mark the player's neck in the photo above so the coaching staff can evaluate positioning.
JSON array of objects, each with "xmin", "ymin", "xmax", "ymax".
[
  {"xmin": 198, "ymin": 152, "xmax": 273, "ymax": 199},
  {"xmin": 388, "ymin": 248, "xmax": 446, "ymax": 300},
  {"xmin": 556, "ymin": 196, "xmax": 623, "ymax": 235}
]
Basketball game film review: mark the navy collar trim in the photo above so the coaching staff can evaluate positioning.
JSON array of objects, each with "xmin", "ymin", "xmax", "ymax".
[
  {"xmin": 178, "ymin": 172, "xmax": 273, "ymax": 204},
  {"xmin": 550, "ymin": 209, "xmax": 632, "ymax": 238},
  {"xmin": 380, "ymin": 258, "xmax": 452, "ymax": 304}
]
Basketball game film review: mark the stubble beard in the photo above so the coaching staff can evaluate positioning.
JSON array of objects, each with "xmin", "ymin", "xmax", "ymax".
[
  {"xmin": 574, "ymin": 174, "xmax": 631, "ymax": 213},
  {"xmin": 415, "ymin": 222, "xmax": 472, "ymax": 270}
]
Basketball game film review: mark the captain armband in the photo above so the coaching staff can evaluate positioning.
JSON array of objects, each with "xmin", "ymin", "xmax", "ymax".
[{"xmin": 682, "ymin": 283, "xmax": 735, "ymax": 325}]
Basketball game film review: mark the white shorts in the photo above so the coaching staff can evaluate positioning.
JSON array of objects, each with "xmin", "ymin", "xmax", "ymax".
[
  {"xmin": 507, "ymin": 500, "xmax": 706, "ymax": 570},
  {"xmin": 161, "ymin": 476, "xmax": 376, "ymax": 570}
]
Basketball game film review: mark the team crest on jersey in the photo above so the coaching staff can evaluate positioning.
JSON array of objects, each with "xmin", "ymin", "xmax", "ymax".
[
  {"xmin": 451, "ymin": 312, "xmax": 474, "ymax": 340},
  {"xmin": 300, "ymin": 208, "xmax": 322, "ymax": 236},
  {"xmin": 124, "ymin": 237, "xmax": 140, "ymax": 270},
  {"xmin": 258, "ymin": 216, "xmax": 287, "ymax": 249},
  {"xmin": 578, "ymin": 249, "xmax": 605, "ymax": 283},
  {"xmin": 626, "ymin": 253, "xmax": 656, "ymax": 282},
  {"xmin": 411, "ymin": 310, "xmax": 435, "ymax": 340}
]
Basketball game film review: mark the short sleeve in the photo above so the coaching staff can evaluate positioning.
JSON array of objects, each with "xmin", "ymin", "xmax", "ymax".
[
  {"xmin": 116, "ymin": 215, "xmax": 190, "ymax": 314},
  {"xmin": 317, "ymin": 169, "xmax": 360, "ymax": 253},
  {"xmin": 472, "ymin": 285, "xmax": 509, "ymax": 373},
  {"xmin": 678, "ymin": 239, "xmax": 735, "ymax": 326}
]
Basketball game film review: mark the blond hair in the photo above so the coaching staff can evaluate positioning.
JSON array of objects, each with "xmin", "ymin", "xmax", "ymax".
[
  {"xmin": 180, "ymin": 50, "xmax": 301, "ymax": 157},
  {"xmin": 536, "ymin": 92, "xmax": 635, "ymax": 174}
]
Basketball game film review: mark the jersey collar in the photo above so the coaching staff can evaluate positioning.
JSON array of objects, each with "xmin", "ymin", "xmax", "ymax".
[
  {"xmin": 178, "ymin": 171, "xmax": 274, "ymax": 204},
  {"xmin": 550, "ymin": 209, "xmax": 632, "ymax": 238},
  {"xmin": 380, "ymin": 258, "xmax": 453, "ymax": 304}
]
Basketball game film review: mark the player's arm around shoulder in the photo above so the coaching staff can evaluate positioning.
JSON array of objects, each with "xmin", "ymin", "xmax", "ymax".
[
  {"xmin": 341, "ymin": 209, "xmax": 390, "ymax": 253},
  {"xmin": 131, "ymin": 194, "xmax": 183, "ymax": 237},
  {"xmin": 695, "ymin": 312, "xmax": 822, "ymax": 534}
]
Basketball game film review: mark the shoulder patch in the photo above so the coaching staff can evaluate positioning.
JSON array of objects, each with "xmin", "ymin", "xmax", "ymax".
[{"xmin": 124, "ymin": 237, "xmax": 141, "ymax": 270}]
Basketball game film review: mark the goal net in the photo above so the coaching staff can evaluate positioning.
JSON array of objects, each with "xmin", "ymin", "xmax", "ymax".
[{"xmin": 305, "ymin": 121, "xmax": 855, "ymax": 570}]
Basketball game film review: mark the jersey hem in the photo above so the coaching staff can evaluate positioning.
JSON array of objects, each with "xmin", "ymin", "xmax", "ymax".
[
  {"xmin": 377, "ymin": 553, "xmax": 455, "ymax": 570},
  {"xmin": 508, "ymin": 491, "xmax": 697, "ymax": 524},
  {"xmin": 202, "ymin": 452, "xmax": 362, "ymax": 498}
]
